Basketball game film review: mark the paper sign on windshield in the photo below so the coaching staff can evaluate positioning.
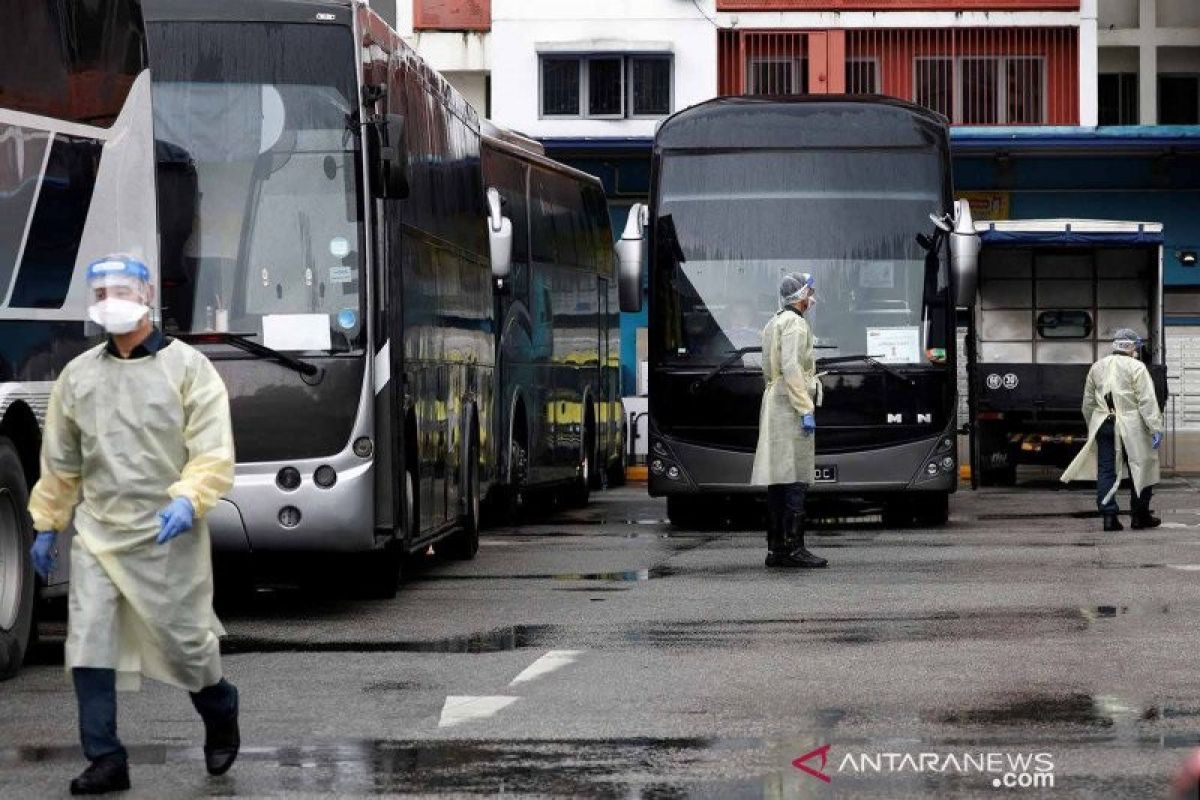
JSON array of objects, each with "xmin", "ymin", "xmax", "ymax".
[
  {"xmin": 263, "ymin": 313, "xmax": 332, "ymax": 352},
  {"xmin": 867, "ymin": 326, "xmax": 921, "ymax": 364}
]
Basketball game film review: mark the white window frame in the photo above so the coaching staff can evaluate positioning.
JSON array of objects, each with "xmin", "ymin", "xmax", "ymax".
[
  {"xmin": 912, "ymin": 55, "xmax": 1046, "ymax": 124},
  {"xmin": 747, "ymin": 56, "xmax": 807, "ymax": 96},
  {"xmin": 538, "ymin": 54, "xmax": 674, "ymax": 120},
  {"xmin": 845, "ymin": 56, "xmax": 881, "ymax": 95},
  {"xmin": 627, "ymin": 55, "xmax": 674, "ymax": 119}
]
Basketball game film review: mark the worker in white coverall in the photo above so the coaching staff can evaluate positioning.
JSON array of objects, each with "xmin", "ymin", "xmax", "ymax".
[
  {"xmin": 750, "ymin": 273, "xmax": 827, "ymax": 569},
  {"xmin": 27, "ymin": 255, "xmax": 239, "ymax": 795},
  {"xmin": 1061, "ymin": 328, "xmax": 1164, "ymax": 532}
]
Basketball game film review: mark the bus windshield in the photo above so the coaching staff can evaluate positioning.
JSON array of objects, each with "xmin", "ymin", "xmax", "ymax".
[
  {"xmin": 656, "ymin": 147, "xmax": 948, "ymax": 365},
  {"xmin": 147, "ymin": 21, "xmax": 364, "ymax": 352}
]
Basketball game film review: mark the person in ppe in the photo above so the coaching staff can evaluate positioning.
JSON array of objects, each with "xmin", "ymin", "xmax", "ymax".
[
  {"xmin": 750, "ymin": 273, "xmax": 827, "ymax": 569},
  {"xmin": 26, "ymin": 254, "xmax": 239, "ymax": 795},
  {"xmin": 1061, "ymin": 328, "xmax": 1164, "ymax": 531}
]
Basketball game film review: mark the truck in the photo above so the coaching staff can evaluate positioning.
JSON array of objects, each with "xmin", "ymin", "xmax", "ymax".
[{"xmin": 967, "ymin": 219, "xmax": 1168, "ymax": 486}]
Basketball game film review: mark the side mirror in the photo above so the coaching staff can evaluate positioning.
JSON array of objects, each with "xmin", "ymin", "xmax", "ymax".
[
  {"xmin": 487, "ymin": 187, "xmax": 513, "ymax": 281},
  {"xmin": 950, "ymin": 198, "xmax": 980, "ymax": 308},
  {"xmin": 617, "ymin": 203, "xmax": 648, "ymax": 313},
  {"xmin": 369, "ymin": 113, "xmax": 409, "ymax": 199}
]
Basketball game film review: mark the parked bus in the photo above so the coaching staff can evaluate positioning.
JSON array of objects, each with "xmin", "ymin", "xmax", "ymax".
[
  {"xmin": 481, "ymin": 130, "xmax": 625, "ymax": 515},
  {"xmin": 614, "ymin": 96, "xmax": 981, "ymax": 528},
  {"xmin": 0, "ymin": 0, "xmax": 521, "ymax": 676}
]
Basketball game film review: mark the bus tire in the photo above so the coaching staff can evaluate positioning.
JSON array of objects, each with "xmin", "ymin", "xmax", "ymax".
[
  {"xmin": 913, "ymin": 494, "xmax": 949, "ymax": 526},
  {"xmin": 354, "ymin": 544, "xmax": 401, "ymax": 600},
  {"xmin": 607, "ymin": 442, "xmax": 627, "ymax": 488},
  {"xmin": 882, "ymin": 497, "xmax": 915, "ymax": 529},
  {"xmin": 569, "ymin": 411, "xmax": 595, "ymax": 507},
  {"xmin": 437, "ymin": 426, "xmax": 480, "ymax": 561},
  {"xmin": 0, "ymin": 436, "xmax": 35, "ymax": 680}
]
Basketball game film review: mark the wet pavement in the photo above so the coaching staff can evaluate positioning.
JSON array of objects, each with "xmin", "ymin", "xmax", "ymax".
[{"xmin": 3, "ymin": 479, "xmax": 1200, "ymax": 797}]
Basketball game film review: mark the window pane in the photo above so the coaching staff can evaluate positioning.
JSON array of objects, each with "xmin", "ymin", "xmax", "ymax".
[
  {"xmin": 846, "ymin": 59, "xmax": 877, "ymax": 94},
  {"xmin": 914, "ymin": 58, "xmax": 953, "ymax": 120},
  {"xmin": 588, "ymin": 57, "xmax": 623, "ymax": 116},
  {"xmin": 632, "ymin": 57, "xmax": 671, "ymax": 115},
  {"xmin": 750, "ymin": 60, "xmax": 791, "ymax": 95},
  {"xmin": 1007, "ymin": 58, "xmax": 1044, "ymax": 124},
  {"xmin": 542, "ymin": 58, "xmax": 580, "ymax": 116},
  {"xmin": 961, "ymin": 58, "xmax": 1000, "ymax": 125},
  {"xmin": 1099, "ymin": 72, "xmax": 1138, "ymax": 125},
  {"xmin": 1159, "ymin": 75, "xmax": 1200, "ymax": 124},
  {"xmin": 1038, "ymin": 310, "xmax": 1093, "ymax": 339}
]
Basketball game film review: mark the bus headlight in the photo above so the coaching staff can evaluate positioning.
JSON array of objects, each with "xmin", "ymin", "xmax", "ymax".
[
  {"xmin": 279, "ymin": 506, "xmax": 302, "ymax": 528},
  {"xmin": 925, "ymin": 461, "xmax": 940, "ymax": 477},
  {"xmin": 353, "ymin": 437, "xmax": 374, "ymax": 458},
  {"xmin": 314, "ymin": 465, "xmax": 338, "ymax": 488},
  {"xmin": 276, "ymin": 467, "xmax": 301, "ymax": 492},
  {"xmin": 651, "ymin": 459, "xmax": 666, "ymax": 475},
  {"xmin": 940, "ymin": 456, "xmax": 955, "ymax": 472},
  {"xmin": 652, "ymin": 441, "xmax": 668, "ymax": 456},
  {"xmin": 938, "ymin": 436, "xmax": 954, "ymax": 452},
  {"xmin": 666, "ymin": 465, "xmax": 681, "ymax": 480}
]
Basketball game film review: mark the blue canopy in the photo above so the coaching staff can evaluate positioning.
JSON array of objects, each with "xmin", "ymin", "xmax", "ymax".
[{"xmin": 979, "ymin": 225, "xmax": 1164, "ymax": 247}]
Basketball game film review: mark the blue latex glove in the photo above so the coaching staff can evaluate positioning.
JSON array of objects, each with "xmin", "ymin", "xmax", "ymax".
[
  {"xmin": 801, "ymin": 413, "xmax": 816, "ymax": 436},
  {"xmin": 156, "ymin": 497, "xmax": 195, "ymax": 545},
  {"xmin": 31, "ymin": 531, "xmax": 57, "ymax": 579},
  {"xmin": 1152, "ymin": 431, "xmax": 1162, "ymax": 450}
]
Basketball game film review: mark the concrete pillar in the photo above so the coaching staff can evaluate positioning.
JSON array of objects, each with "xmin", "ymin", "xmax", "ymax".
[
  {"xmin": 1140, "ymin": 0, "xmax": 1158, "ymax": 123},
  {"xmin": 1080, "ymin": 0, "xmax": 1099, "ymax": 126}
]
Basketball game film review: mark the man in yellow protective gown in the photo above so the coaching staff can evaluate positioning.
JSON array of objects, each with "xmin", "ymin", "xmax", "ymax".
[
  {"xmin": 750, "ymin": 272, "xmax": 827, "ymax": 569},
  {"xmin": 1061, "ymin": 328, "xmax": 1164, "ymax": 532},
  {"xmin": 27, "ymin": 254, "xmax": 239, "ymax": 795}
]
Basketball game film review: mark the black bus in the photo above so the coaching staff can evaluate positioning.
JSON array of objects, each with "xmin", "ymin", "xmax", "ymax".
[
  {"xmin": 616, "ymin": 96, "xmax": 980, "ymax": 527},
  {"xmin": 482, "ymin": 131, "xmax": 625, "ymax": 515},
  {"xmin": 0, "ymin": 0, "xmax": 521, "ymax": 675}
]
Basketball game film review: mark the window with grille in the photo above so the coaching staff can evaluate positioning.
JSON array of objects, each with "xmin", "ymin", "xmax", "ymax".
[
  {"xmin": 846, "ymin": 58, "xmax": 880, "ymax": 95},
  {"xmin": 1159, "ymin": 74, "xmax": 1200, "ymax": 125},
  {"xmin": 914, "ymin": 56, "xmax": 1045, "ymax": 124},
  {"xmin": 539, "ymin": 54, "xmax": 672, "ymax": 119},
  {"xmin": 748, "ymin": 58, "xmax": 808, "ymax": 95}
]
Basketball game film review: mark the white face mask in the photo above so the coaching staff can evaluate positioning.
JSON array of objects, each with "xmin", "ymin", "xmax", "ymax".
[{"xmin": 88, "ymin": 298, "xmax": 149, "ymax": 334}]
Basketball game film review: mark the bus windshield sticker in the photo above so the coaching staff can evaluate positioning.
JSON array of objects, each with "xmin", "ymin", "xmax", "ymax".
[
  {"xmin": 866, "ymin": 327, "xmax": 921, "ymax": 365},
  {"xmin": 329, "ymin": 266, "xmax": 353, "ymax": 284},
  {"xmin": 330, "ymin": 237, "xmax": 351, "ymax": 258},
  {"xmin": 263, "ymin": 313, "xmax": 332, "ymax": 352}
]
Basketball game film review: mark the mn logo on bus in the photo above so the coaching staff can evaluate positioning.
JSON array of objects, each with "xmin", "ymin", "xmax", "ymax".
[{"xmin": 886, "ymin": 413, "xmax": 932, "ymax": 424}]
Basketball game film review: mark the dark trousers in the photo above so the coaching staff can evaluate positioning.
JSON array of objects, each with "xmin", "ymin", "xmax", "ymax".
[
  {"xmin": 73, "ymin": 668, "xmax": 237, "ymax": 764},
  {"xmin": 766, "ymin": 482, "xmax": 807, "ymax": 549},
  {"xmin": 1095, "ymin": 417, "xmax": 1152, "ymax": 515}
]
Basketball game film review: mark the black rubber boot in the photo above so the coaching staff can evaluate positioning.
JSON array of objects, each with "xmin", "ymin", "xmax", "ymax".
[
  {"xmin": 764, "ymin": 505, "xmax": 790, "ymax": 567},
  {"xmin": 1103, "ymin": 513, "xmax": 1124, "ymax": 532},
  {"xmin": 69, "ymin": 755, "xmax": 130, "ymax": 795},
  {"xmin": 766, "ymin": 514, "xmax": 827, "ymax": 569},
  {"xmin": 1130, "ymin": 511, "xmax": 1161, "ymax": 530},
  {"xmin": 202, "ymin": 686, "xmax": 240, "ymax": 776}
]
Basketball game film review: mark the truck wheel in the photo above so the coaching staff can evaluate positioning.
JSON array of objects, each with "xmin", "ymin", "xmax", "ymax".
[
  {"xmin": 913, "ymin": 494, "xmax": 950, "ymax": 526},
  {"xmin": 0, "ymin": 437, "xmax": 35, "ymax": 680}
]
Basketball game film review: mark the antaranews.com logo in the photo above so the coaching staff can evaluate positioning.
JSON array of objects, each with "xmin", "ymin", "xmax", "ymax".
[{"xmin": 794, "ymin": 745, "xmax": 1055, "ymax": 789}]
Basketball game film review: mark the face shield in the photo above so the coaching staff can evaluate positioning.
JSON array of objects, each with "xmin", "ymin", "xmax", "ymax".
[
  {"xmin": 1111, "ymin": 328, "xmax": 1143, "ymax": 357},
  {"xmin": 780, "ymin": 272, "xmax": 816, "ymax": 309},
  {"xmin": 86, "ymin": 256, "xmax": 152, "ymax": 334}
]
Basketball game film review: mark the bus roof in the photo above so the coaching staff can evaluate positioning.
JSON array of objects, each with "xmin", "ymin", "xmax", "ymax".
[
  {"xmin": 482, "ymin": 134, "xmax": 604, "ymax": 190},
  {"xmin": 144, "ymin": 0, "xmax": 351, "ymax": 24},
  {"xmin": 655, "ymin": 95, "xmax": 948, "ymax": 152}
]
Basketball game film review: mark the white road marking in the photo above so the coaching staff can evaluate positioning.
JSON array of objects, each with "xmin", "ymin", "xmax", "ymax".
[
  {"xmin": 437, "ymin": 695, "xmax": 519, "ymax": 727},
  {"xmin": 509, "ymin": 650, "xmax": 585, "ymax": 687},
  {"xmin": 1166, "ymin": 564, "xmax": 1200, "ymax": 571}
]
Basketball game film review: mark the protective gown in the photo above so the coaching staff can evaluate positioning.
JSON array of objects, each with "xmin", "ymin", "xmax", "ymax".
[
  {"xmin": 1061, "ymin": 353, "xmax": 1162, "ymax": 504},
  {"xmin": 28, "ymin": 340, "xmax": 235, "ymax": 691},
  {"xmin": 750, "ymin": 309, "xmax": 819, "ymax": 486}
]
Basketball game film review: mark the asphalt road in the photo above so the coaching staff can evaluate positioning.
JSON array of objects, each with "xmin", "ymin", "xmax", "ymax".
[{"xmin": 2, "ymin": 479, "xmax": 1200, "ymax": 798}]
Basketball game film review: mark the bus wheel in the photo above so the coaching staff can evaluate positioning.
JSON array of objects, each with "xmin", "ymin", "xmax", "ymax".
[
  {"xmin": 913, "ymin": 494, "xmax": 949, "ymax": 527},
  {"xmin": 0, "ymin": 437, "xmax": 35, "ymax": 680},
  {"xmin": 607, "ymin": 439, "xmax": 628, "ymax": 488},
  {"xmin": 666, "ymin": 496, "xmax": 708, "ymax": 529},
  {"xmin": 437, "ymin": 429, "xmax": 480, "ymax": 561},
  {"xmin": 881, "ymin": 498, "xmax": 915, "ymax": 529}
]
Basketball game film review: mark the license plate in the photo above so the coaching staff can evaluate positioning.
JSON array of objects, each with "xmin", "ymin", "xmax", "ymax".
[{"xmin": 814, "ymin": 465, "xmax": 838, "ymax": 483}]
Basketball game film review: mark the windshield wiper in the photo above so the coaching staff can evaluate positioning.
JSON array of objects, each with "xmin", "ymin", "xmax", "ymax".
[
  {"xmin": 817, "ymin": 354, "xmax": 914, "ymax": 386},
  {"xmin": 175, "ymin": 331, "xmax": 324, "ymax": 384},
  {"xmin": 689, "ymin": 346, "xmax": 762, "ymax": 394}
]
